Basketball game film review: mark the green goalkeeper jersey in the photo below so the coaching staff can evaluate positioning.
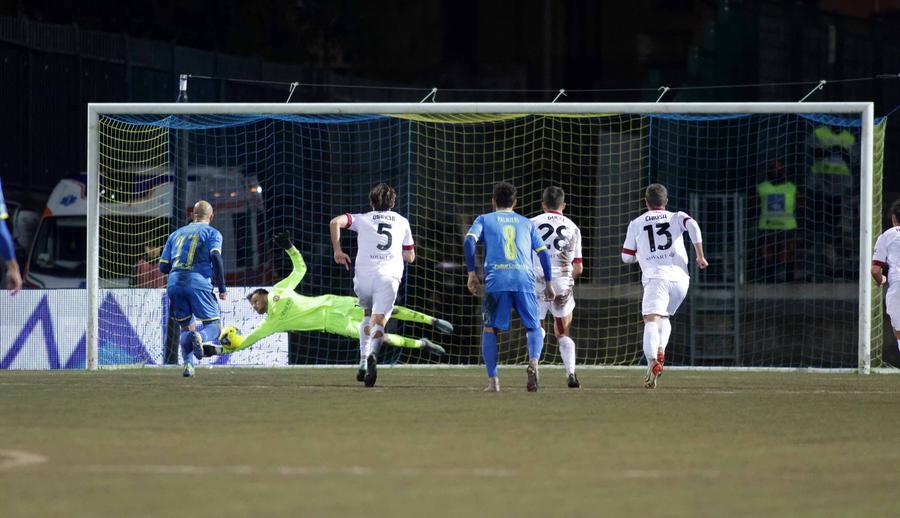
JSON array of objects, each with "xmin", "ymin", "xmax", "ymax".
[{"xmin": 238, "ymin": 248, "xmax": 358, "ymax": 350}]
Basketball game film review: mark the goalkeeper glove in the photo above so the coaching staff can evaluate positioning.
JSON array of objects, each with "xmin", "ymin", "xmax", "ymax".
[
  {"xmin": 219, "ymin": 326, "xmax": 245, "ymax": 350},
  {"xmin": 274, "ymin": 231, "xmax": 293, "ymax": 250}
]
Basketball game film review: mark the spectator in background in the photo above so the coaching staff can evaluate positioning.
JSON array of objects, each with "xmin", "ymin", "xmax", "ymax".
[
  {"xmin": 134, "ymin": 244, "xmax": 166, "ymax": 288},
  {"xmin": 754, "ymin": 159, "xmax": 797, "ymax": 283},
  {"xmin": 809, "ymin": 125, "xmax": 857, "ymax": 280}
]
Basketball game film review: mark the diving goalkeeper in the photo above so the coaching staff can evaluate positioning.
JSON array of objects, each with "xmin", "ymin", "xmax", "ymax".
[{"xmin": 194, "ymin": 232, "xmax": 450, "ymax": 379}]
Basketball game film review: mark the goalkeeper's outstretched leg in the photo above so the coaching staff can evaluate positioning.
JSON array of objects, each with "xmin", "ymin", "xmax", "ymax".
[
  {"xmin": 325, "ymin": 313, "xmax": 447, "ymax": 357},
  {"xmin": 194, "ymin": 320, "xmax": 446, "ymax": 359},
  {"xmin": 390, "ymin": 305, "xmax": 454, "ymax": 334}
]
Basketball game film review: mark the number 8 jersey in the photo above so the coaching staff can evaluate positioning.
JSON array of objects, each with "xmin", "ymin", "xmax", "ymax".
[
  {"xmin": 345, "ymin": 210, "xmax": 414, "ymax": 280},
  {"xmin": 622, "ymin": 210, "xmax": 699, "ymax": 283},
  {"xmin": 466, "ymin": 209, "xmax": 546, "ymax": 293}
]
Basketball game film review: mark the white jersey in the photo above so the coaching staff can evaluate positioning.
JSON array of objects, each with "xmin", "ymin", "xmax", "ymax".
[
  {"xmin": 623, "ymin": 210, "xmax": 697, "ymax": 283},
  {"xmin": 873, "ymin": 226, "xmax": 900, "ymax": 285},
  {"xmin": 530, "ymin": 211, "xmax": 583, "ymax": 280},
  {"xmin": 346, "ymin": 210, "xmax": 413, "ymax": 280}
]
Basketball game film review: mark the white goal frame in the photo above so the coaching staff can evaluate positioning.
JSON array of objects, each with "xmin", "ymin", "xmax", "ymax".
[{"xmin": 86, "ymin": 102, "xmax": 876, "ymax": 373}]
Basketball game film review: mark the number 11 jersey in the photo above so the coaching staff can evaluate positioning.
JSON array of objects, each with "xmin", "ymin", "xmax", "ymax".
[
  {"xmin": 622, "ymin": 210, "xmax": 694, "ymax": 283},
  {"xmin": 346, "ymin": 210, "xmax": 414, "ymax": 280}
]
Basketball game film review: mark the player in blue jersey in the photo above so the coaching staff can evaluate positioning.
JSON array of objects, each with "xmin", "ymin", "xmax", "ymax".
[
  {"xmin": 465, "ymin": 182, "xmax": 554, "ymax": 392},
  {"xmin": 159, "ymin": 200, "xmax": 227, "ymax": 377},
  {"xmin": 0, "ymin": 178, "xmax": 22, "ymax": 294}
]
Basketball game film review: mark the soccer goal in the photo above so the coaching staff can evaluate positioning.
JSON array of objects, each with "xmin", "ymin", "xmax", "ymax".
[{"xmin": 83, "ymin": 102, "xmax": 883, "ymax": 373}]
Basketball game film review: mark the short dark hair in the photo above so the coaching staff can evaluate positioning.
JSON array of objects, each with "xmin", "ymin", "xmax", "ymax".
[
  {"xmin": 645, "ymin": 184, "xmax": 668, "ymax": 208},
  {"xmin": 542, "ymin": 186, "xmax": 565, "ymax": 210},
  {"xmin": 493, "ymin": 182, "xmax": 516, "ymax": 209},
  {"xmin": 246, "ymin": 288, "xmax": 269, "ymax": 301},
  {"xmin": 891, "ymin": 199, "xmax": 900, "ymax": 221},
  {"xmin": 369, "ymin": 183, "xmax": 396, "ymax": 211}
]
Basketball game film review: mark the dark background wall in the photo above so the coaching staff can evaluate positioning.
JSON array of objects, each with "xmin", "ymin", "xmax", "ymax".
[{"xmin": 2, "ymin": 0, "xmax": 899, "ymax": 203}]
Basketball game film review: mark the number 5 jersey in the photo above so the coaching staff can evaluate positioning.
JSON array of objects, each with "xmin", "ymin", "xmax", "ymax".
[{"xmin": 344, "ymin": 210, "xmax": 414, "ymax": 281}]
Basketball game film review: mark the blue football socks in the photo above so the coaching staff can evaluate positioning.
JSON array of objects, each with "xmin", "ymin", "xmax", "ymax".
[{"xmin": 482, "ymin": 330, "xmax": 498, "ymax": 378}]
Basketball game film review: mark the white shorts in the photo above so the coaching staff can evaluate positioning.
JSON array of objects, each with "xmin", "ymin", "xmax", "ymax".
[
  {"xmin": 536, "ymin": 277, "xmax": 576, "ymax": 319},
  {"xmin": 641, "ymin": 278, "xmax": 689, "ymax": 317},
  {"xmin": 886, "ymin": 283, "xmax": 900, "ymax": 331},
  {"xmin": 354, "ymin": 275, "xmax": 401, "ymax": 316}
]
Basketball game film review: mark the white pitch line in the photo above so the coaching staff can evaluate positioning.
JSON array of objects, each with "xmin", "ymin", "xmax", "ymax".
[
  {"xmin": 0, "ymin": 450, "xmax": 48, "ymax": 470},
  {"xmin": 62, "ymin": 464, "xmax": 518, "ymax": 478}
]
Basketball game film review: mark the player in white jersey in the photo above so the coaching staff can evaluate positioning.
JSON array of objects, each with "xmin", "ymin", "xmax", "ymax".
[
  {"xmin": 871, "ymin": 200, "xmax": 900, "ymax": 354},
  {"xmin": 621, "ymin": 184, "xmax": 708, "ymax": 388},
  {"xmin": 330, "ymin": 183, "xmax": 415, "ymax": 387},
  {"xmin": 531, "ymin": 186, "xmax": 584, "ymax": 388}
]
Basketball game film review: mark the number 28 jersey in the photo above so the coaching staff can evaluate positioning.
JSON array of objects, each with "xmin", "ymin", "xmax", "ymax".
[
  {"xmin": 622, "ymin": 210, "xmax": 694, "ymax": 283},
  {"xmin": 530, "ymin": 211, "xmax": 583, "ymax": 280},
  {"xmin": 346, "ymin": 210, "xmax": 414, "ymax": 280}
]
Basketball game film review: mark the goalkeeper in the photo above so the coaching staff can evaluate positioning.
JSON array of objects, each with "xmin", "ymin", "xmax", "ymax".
[{"xmin": 195, "ymin": 232, "xmax": 450, "ymax": 379}]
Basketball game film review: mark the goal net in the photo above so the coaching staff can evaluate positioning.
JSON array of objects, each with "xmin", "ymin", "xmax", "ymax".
[{"xmin": 81, "ymin": 103, "xmax": 882, "ymax": 372}]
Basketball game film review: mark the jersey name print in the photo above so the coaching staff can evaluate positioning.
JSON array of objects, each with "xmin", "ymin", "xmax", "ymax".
[
  {"xmin": 623, "ymin": 210, "xmax": 693, "ymax": 283},
  {"xmin": 346, "ymin": 210, "xmax": 413, "ymax": 280},
  {"xmin": 531, "ymin": 212, "xmax": 583, "ymax": 280}
]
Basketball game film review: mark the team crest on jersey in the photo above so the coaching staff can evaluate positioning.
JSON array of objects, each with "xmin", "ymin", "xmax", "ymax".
[{"xmin": 273, "ymin": 295, "xmax": 280, "ymax": 302}]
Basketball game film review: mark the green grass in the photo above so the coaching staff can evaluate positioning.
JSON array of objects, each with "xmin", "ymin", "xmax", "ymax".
[{"xmin": 1, "ymin": 368, "xmax": 898, "ymax": 517}]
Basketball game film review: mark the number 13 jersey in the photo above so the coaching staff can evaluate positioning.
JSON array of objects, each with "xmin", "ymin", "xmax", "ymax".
[
  {"xmin": 346, "ymin": 210, "xmax": 413, "ymax": 280},
  {"xmin": 622, "ymin": 210, "xmax": 693, "ymax": 283}
]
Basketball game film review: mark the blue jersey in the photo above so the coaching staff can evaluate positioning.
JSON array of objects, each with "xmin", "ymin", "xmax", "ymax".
[
  {"xmin": 0, "ymin": 178, "xmax": 14, "ymax": 261},
  {"xmin": 0, "ymin": 177, "xmax": 8, "ymax": 220},
  {"xmin": 160, "ymin": 222, "xmax": 223, "ymax": 288},
  {"xmin": 467, "ymin": 210, "xmax": 546, "ymax": 293}
]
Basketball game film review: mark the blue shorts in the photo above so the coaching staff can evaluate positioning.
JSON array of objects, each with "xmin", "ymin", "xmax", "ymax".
[
  {"xmin": 167, "ymin": 283, "xmax": 219, "ymax": 326},
  {"xmin": 482, "ymin": 291, "xmax": 539, "ymax": 331}
]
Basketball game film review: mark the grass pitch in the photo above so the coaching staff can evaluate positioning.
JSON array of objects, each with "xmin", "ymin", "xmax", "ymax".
[{"xmin": 1, "ymin": 368, "xmax": 898, "ymax": 517}]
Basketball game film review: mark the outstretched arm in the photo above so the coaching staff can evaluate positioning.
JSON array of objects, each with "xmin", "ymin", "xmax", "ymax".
[{"xmin": 222, "ymin": 319, "xmax": 276, "ymax": 354}]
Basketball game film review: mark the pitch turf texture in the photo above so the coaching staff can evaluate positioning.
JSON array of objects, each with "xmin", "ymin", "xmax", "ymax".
[{"xmin": 1, "ymin": 368, "xmax": 898, "ymax": 517}]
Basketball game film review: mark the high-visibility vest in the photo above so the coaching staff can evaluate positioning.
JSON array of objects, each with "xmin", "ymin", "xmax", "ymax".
[
  {"xmin": 811, "ymin": 126, "xmax": 854, "ymax": 176},
  {"xmin": 757, "ymin": 181, "xmax": 797, "ymax": 230}
]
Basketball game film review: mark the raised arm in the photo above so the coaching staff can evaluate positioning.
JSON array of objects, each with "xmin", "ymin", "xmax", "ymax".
[
  {"xmin": 330, "ymin": 214, "xmax": 352, "ymax": 270},
  {"xmin": 273, "ymin": 232, "xmax": 307, "ymax": 290}
]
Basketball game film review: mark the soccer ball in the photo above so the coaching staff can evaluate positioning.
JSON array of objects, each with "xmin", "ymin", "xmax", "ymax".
[{"xmin": 219, "ymin": 326, "xmax": 242, "ymax": 346}]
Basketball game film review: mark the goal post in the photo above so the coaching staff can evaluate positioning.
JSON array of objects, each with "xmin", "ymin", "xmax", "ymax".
[{"xmin": 85, "ymin": 102, "xmax": 880, "ymax": 373}]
